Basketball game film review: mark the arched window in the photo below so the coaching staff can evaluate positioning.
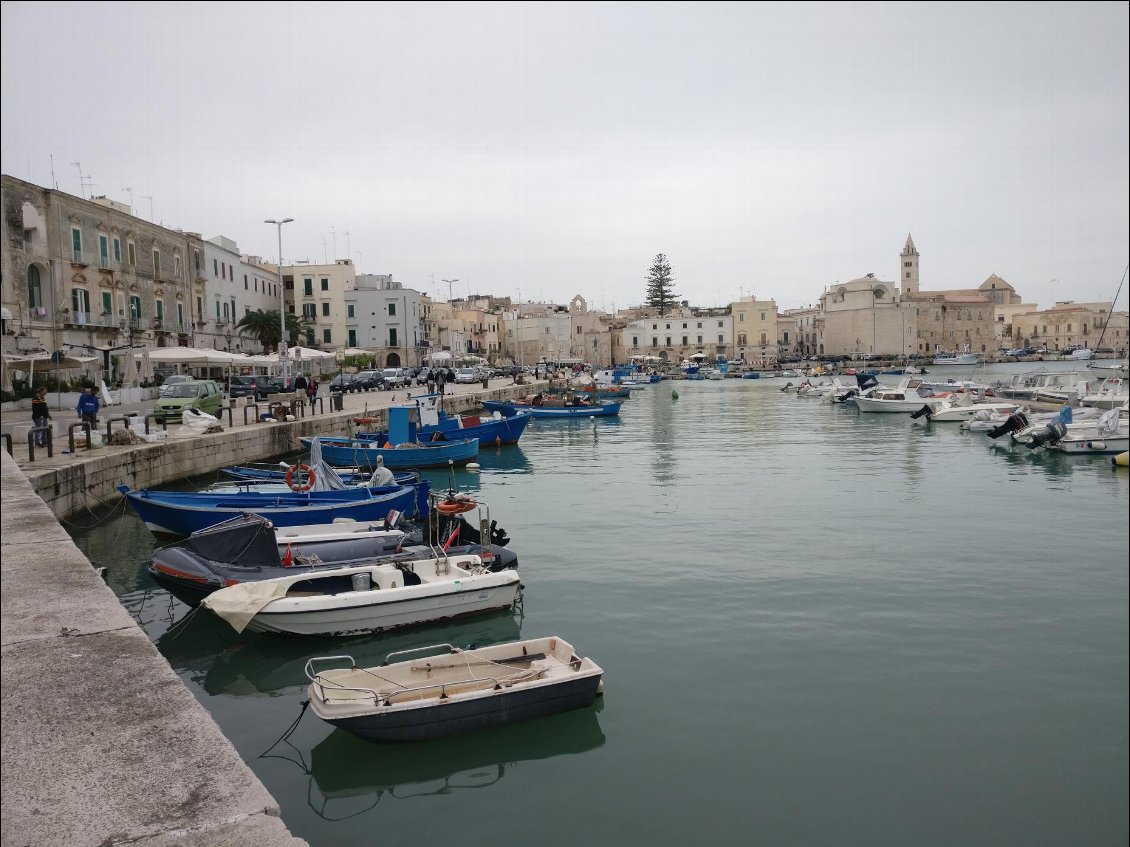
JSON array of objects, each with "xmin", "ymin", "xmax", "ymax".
[{"xmin": 27, "ymin": 265, "xmax": 43, "ymax": 309}]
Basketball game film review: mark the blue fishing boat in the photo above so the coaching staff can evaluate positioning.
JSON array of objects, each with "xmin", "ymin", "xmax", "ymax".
[
  {"xmin": 302, "ymin": 436, "xmax": 479, "ymax": 469},
  {"xmin": 482, "ymin": 397, "xmax": 621, "ymax": 419},
  {"xmin": 118, "ymin": 483, "xmax": 424, "ymax": 537},
  {"xmin": 353, "ymin": 394, "xmax": 533, "ymax": 447},
  {"xmin": 220, "ymin": 465, "xmax": 419, "ymax": 487}
]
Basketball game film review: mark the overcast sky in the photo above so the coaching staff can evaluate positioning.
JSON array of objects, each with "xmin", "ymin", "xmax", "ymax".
[{"xmin": 2, "ymin": 2, "xmax": 1127, "ymax": 312}]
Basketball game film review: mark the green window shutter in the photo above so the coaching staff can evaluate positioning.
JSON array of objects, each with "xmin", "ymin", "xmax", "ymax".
[{"xmin": 101, "ymin": 292, "xmax": 112, "ymax": 315}]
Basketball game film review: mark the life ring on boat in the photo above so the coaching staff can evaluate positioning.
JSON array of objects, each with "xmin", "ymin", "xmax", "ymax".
[
  {"xmin": 436, "ymin": 496, "xmax": 476, "ymax": 515},
  {"xmin": 285, "ymin": 463, "xmax": 316, "ymax": 492}
]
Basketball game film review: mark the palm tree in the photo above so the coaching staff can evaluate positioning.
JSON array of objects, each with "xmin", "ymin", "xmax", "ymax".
[{"xmin": 235, "ymin": 310, "xmax": 309, "ymax": 352}]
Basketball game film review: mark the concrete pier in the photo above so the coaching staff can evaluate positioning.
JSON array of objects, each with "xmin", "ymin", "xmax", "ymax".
[{"xmin": 0, "ymin": 450, "xmax": 308, "ymax": 846}]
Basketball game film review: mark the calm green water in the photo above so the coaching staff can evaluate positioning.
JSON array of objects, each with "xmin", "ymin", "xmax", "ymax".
[{"xmin": 72, "ymin": 363, "xmax": 1129, "ymax": 847}]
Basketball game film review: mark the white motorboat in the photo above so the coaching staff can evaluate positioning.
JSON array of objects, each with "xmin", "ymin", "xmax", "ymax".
[
  {"xmin": 1088, "ymin": 361, "xmax": 1129, "ymax": 380},
  {"xmin": 1011, "ymin": 404, "xmax": 1129, "ymax": 454},
  {"xmin": 932, "ymin": 351, "xmax": 981, "ymax": 366},
  {"xmin": 853, "ymin": 378, "xmax": 931, "ymax": 413},
  {"xmin": 961, "ymin": 405, "xmax": 1099, "ymax": 433},
  {"xmin": 911, "ymin": 392, "xmax": 1022, "ymax": 423},
  {"xmin": 305, "ymin": 636, "xmax": 604, "ymax": 742},
  {"xmin": 1049, "ymin": 406, "xmax": 1129, "ymax": 454},
  {"xmin": 1081, "ymin": 378, "xmax": 1129, "ymax": 410},
  {"xmin": 996, "ymin": 370, "xmax": 1090, "ymax": 402},
  {"xmin": 202, "ymin": 553, "xmax": 522, "ymax": 636}
]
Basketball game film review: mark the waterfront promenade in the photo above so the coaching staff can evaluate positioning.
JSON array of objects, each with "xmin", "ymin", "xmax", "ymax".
[{"xmin": 0, "ymin": 379, "xmax": 537, "ymax": 846}]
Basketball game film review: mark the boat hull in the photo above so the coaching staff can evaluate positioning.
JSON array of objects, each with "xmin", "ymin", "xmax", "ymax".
[
  {"xmin": 247, "ymin": 576, "xmax": 521, "ymax": 636},
  {"xmin": 853, "ymin": 397, "xmax": 926, "ymax": 413},
  {"xmin": 482, "ymin": 400, "xmax": 621, "ymax": 418},
  {"xmin": 356, "ymin": 411, "xmax": 533, "ymax": 447},
  {"xmin": 933, "ymin": 354, "xmax": 980, "ymax": 365},
  {"xmin": 326, "ymin": 673, "xmax": 602, "ymax": 742},
  {"xmin": 120, "ymin": 485, "xmax": 423, "ymax": 537},
  {"xmin": 302, "ymin": 437, "xmax": 479, "ymax": 468}
]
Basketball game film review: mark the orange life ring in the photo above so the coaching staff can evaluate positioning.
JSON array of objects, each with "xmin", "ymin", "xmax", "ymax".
[
  {"xmin": 285, "ymin": 463, "xmax": 316, "ymax": 492},
  {"xmin": 436, "ymin": 497, "xmax": 476, "ymax": 515}
]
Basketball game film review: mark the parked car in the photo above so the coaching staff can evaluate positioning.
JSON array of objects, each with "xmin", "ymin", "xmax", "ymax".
[
  {"xmin": 329, "ymin": 374, "xmax": 357, "ymax": 393},
  {"xmin": 227, "ymin": 375, "xmax": 282, "ymax": 400},
  {"xmin": 154, "ymin": 380, "xmax": 224, "ymax": 422},
  {"xmin": 380, "ymin": 368, "xmax": 409, "ymax": 389},
  {"xmin": 352, "ymin": 370, "xmax": 382, "ymax": 391},
  {"xmin": 454, "ymin": 367, "xmax": 481, "ymax": 384},
  {"xmin": 158, "ymin": 374, "xmax": 195, "ymax": 397},
  {"xmin": 415, "ymin": 367, "xmax": 433, "ymax": 386}
]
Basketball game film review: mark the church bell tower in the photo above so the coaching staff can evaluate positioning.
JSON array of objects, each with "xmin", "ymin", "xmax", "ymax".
[{"xmin": 900, "ymin": 234, "xmax": 920, "ymax": 295}]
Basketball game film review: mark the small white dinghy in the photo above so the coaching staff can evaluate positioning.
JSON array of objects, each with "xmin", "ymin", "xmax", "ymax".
[
  {"xmin": 305, "ymin": 636, "xmax": 604, "ymax": 742},
  {"xmin": 202, "ymin": 553, "xmax": 521, "ymax": 636}
]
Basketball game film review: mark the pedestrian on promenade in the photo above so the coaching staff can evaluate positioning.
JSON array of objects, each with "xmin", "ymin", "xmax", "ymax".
[
  {"xmin": 76, "ymin": 387, "xmax": 100, "ymax": 427},
  {"xmin": 306, "ymin": 377, "xmax": 318, "ymax": 401},
  {"xmin": 293, "ymin": 373, "xmax": 308, "ymax": 394},
  {"xmin": 32, "ymin": 387, "xmax": 52, "ymax": 446}
]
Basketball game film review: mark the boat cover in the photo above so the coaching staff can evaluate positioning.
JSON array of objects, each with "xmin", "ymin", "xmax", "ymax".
[
  {"xmin": 185, "ymin": 514, "xmax": 282, "ymax": 567},
  {"xmin": 202, "ymin": 579, "xmax": 291, "ymax": 633}
]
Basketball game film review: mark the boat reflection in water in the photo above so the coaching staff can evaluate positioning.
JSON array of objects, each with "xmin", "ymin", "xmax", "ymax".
[
  {"xmin": 158, "ymin": 606, "xmax": 525, "ymax": 698},
  {"xmin": 305, "ymin": 701, "xmax": 605, "ymax": 821}
]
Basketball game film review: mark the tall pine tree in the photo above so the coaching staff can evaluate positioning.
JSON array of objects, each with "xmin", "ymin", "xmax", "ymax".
[{"xmin": 644, "ymin": 253, "xmax": 678, "ymax": 316}]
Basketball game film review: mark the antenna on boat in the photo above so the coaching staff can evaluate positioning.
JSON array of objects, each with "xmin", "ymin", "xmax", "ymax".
[{"xmin": 447, "ymin": 459, "xmax": 457, "ymax": 495}]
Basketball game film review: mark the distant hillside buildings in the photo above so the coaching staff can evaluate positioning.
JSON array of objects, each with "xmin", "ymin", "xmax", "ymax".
[{"xmin": 2, "ymin": 174, "xmax": 1125, "ymax": 369}]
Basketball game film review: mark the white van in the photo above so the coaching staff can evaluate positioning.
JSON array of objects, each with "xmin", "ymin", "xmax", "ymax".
[{"xmin": 381, "ymin": 368, "xmax": 409, "ymax": 388}]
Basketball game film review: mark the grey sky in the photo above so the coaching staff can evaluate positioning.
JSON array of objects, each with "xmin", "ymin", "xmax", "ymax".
[{"xmin": 2, "ymin": 1, "xmax": 1127, "ymax": 311}]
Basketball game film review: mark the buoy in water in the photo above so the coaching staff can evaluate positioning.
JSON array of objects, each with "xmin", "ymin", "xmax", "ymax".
[
  {"xmin": 671, "ymin": 390, "xmax": 679, "ymax": 400},
  {"xmin": 466, "ymin": 462, "xmax": 481, "ymax": 470},
  {"xmin": 1113, "ymin": 451, "xmax": 1129, "ymax": 467}
]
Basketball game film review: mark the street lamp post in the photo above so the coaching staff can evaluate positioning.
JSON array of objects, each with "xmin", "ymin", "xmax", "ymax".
[{"xmin": 265, "ymin": 218, "xmax": 294, "ymax": 384}]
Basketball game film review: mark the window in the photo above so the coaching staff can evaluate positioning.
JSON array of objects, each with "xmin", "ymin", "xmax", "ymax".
[
  {"xmin": 321, "ymin": 302, "xmax": 330, "ymax": 317},
  {"xmin": 216, "ymin": 300, "xmax": 221, "ymax": 319},
  {"xmin": 99, "ymin": 234, "xmax": 109, "ymax": 267},
  {"xmin": 302, "ymin": 303, "xmax": 316, "ymax": 319},
  {"xmin": 155, "ymin": 300, "xmax": 164, "ymax": 321},
  {"xmin": 27, "ymin": 265, "xmax": 42, "ymax": 308},
  {"xmin": 243, "ymin": 274, "xmax": 248, "ymax": 288},
  {"xmin": 113, "ymin": 237, "xmax": 121, "ymax": 263},
  {"xmin": 665, "ymin": 336, "xmax": 671, "ymax": 347},
  {"xmin": 322, "ymin": 328, "xmax": 332, "ymax": 344},
  {"xmin": 196, "ymin": 297, "xmax": 203, "ymax": 319},
  {"xmin": 214, "ymin": 258, "xmax": 219, "ymax": 276},
  {"xmin": 153, "ymin": 249, "xmax": 161, "ymax": 277},
  {"xmin": 389, "ymin": 328, "xmax": 398, "ymax": 346},
  {"xmin": 320, "ymin": 278, "xmax": 329, "ymax": 291},
  {"xmin": 129, "ymin": 295, "xmax": 142, "ymax": 320},
  {"xmin": 174, "ymin": 255, "xmax": 181, "ymax": 279},
  {"xmin": 760, "ymin": 332, "xmax": 767, "ymax": 345},
  {"xmin": 303, "ymin": 278, "xmax": 313, "ymax": 296},
  {"xmin": 760, "ymin": 311, "xmax": 766, "ymax": 321},
  {"xmin": 101, "ymin": 291, "xmax": 112, "ymax": 316},
  {"xmin": 389, "ymin": 302, "xmax": 397, "ymax": 316},
  {"xmin": 577, "ymin": 326, "xmax": 582, "ymax": 334},
  {"xmin": 718, "ymin": 321, "xmax": 723, "ymax": 328},
  {"xmin": 718, "ymin": 334, "xmax": 724, "ymax": 344},
  {"xmin": 783, "ymin": 331, "xmax": 790, "ymax": 344},
  {"xmin": 177, "ymin": 303, "xmax": 185, "ymax": 328},
  {"xmin": 738, "ymin": 333, "xmax": 747, "ymax": 345},
  {"xmin": 682, "ymin": 336, "xmax": 688, "ymax": 346},
  {"xmin": 697, "ymin": 335, "xmax": 703, "ymax": 344},
  {"xmin": 127, "ymin": 241, "xmax": 136, "ymax": 266},
  {"xmin": 71, "ymin": 227, "xmax": 83, "ymax": 262},
  {"xmin": 347, "ymin": 305, "xmax": 355, "ymax": 318},
  {"xmin": 348, "ymin": 330, "xmax": 357, "ymax": 347},
  {"xmin": 222, "ymin": 303, "xmax": 229, "ymax": 321},
  {"xmin": 305, "ymin": 330, "xmax": 314, "ymax": 345},
  {"xmin": 651, "ymin": 338, "xmax": 658, "ymax": 348},
  {"xmin": 72, "ymin": 287, "xmax": 90, "ymax": 317},
  {"xmin": 682, "ymin": 323, "xmax": 688, "ymax": 329}
]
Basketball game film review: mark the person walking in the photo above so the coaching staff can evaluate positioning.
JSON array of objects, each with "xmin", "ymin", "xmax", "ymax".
[
  {"xmin": 306, "ymin": 377, "xmax": 318, "ymax": 401},
  {"xmin": 76, "ymin": 387, "xmax": 100, "ymax": 427},
  {"xmin": 293, "ymin": 373, "xmax": 308, "ymax": 394},
  {"xmin": 31, "ymin": 387, "xmax": 52, "ymax": 446}
]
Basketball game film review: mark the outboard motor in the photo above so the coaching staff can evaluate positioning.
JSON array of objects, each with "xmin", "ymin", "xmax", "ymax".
[
  {"xmin": 910, "ymin": 403, "xmax": 934, "ymax": 420},
  {"xmin": 1026, "ymin": 419, "xmax": 1067, "ymax": 449},
  {"xmin": 988, "ymin": 411, "xmax": 1028, "ymax": 439}
]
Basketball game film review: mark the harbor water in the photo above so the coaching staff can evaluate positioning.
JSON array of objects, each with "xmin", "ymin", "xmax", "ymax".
[{"xmin": 71, "ymin": 363, "xmax": 1129, "ymax": 847}]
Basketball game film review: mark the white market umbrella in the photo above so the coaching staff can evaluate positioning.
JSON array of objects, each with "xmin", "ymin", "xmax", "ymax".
[
  {"xmin": 287, "ymin": 345, "xmax": 334, "ymax": 360},
  {"xmin": 138, "ymin": 347, "xmax": 213, "ymax": 364},
  {"xmin": 118, "ymin": 347, "xmax": 139, "ymax": 386},
  {"xmin": 139, "ymin": 349, "xmax": 154, "ymax": 383},
  {"xmin": 341, "ymin": 347, "xmax": 373, "ymax": 357}
]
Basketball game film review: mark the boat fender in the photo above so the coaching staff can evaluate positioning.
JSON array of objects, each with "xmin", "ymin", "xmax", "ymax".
[
  {"xmin": 284, "ymin": 463, "xmax": 316, "ymax": 492},
  {"xmin": 1089, "ymin": 441, "xmax": 1105, "ymax": 451}
]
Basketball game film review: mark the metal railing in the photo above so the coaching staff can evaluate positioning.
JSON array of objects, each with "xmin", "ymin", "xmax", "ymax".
[
  {"xmin": 1, "ymin": 432, "xmax": 11, "ymax": 456},
  {"xmin": 27, "ymin": 426, "xmax": 54, "ymax": 461},
  {"xmin": 105, "ymin": 416, "xmax": 131, "ymax": 442},
  {"xmin": 143, "ymin": 413, "xmax": 167, "ymax": 434},
  {"xmin": 68, "ymin": 422, "xmax": 92, "ymax": 453}
]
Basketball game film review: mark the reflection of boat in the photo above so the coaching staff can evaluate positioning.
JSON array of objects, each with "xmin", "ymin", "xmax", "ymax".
[
  {"xmin": 306, "ymin": 702, "xmax": 604, "ymax": 816},
  {"xmin": 306, "ymin": 636, "xmax": 603, "ymax": 741},
  {"xmin": 167, "ymin": 607, "xmax": 527, "ymax": 698}
]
